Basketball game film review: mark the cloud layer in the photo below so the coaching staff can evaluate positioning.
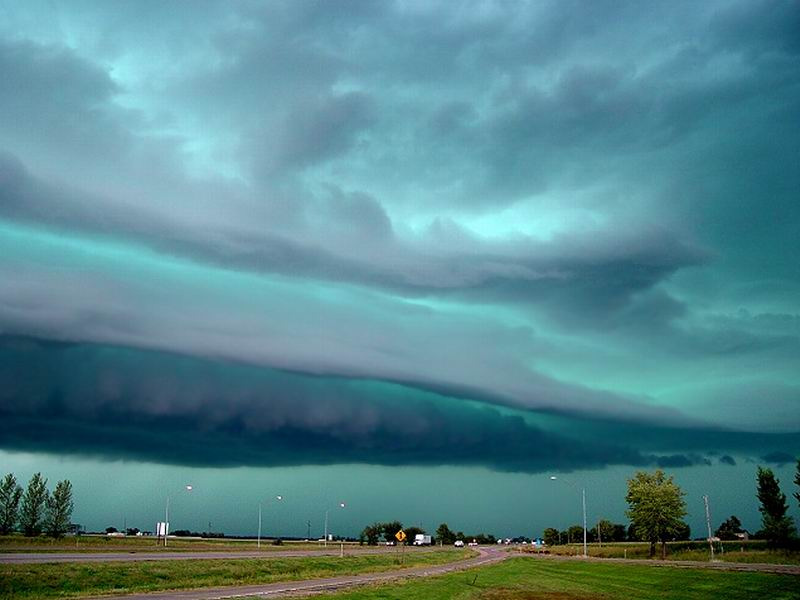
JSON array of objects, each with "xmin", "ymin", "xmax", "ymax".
[{"xmin": 0, "ymin": 0, "xmax": 798, "ymax": 470}]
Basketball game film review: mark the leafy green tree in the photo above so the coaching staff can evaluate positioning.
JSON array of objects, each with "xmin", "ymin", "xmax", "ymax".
[
  {"xmin": 611, "ymin": 523, "xmax": 627, "ymax": 542},
  {"xmin": 403, "ymin": 526, "xmax": 425, "ymax": 545},
  {"xmin": 595, "ymin": 519, "xmax": 615, "ymax": 543},
  {"xmin": 794, "ymin": 458, "xmax": 799, "ymax": 509},
  {"xmin": 715, "ymin": 515, "xmax": 744, "ymax": 540},
  {"xmin": 19, "ymin": 473, "xmax": 48, "ymax": 537},
  {"xmin": 361, "ymin": 522, "xmax": 382, "ymax": 545},
  {"xmin": 0, "ymin": 473, "xmax": 22, "ymax": 534},
  {"xmin": 435, "ymin": 523, "xmax": 455, "ymax": 545},
  {"xmin": 756, "ymin": 466, "xmax": 795, "ymax": 546},
  {"xmin": 674, "ymin": 521, "xmax": 691, "ymax": 541},
  {"xmin": 625, "ymin": 469, "xmax": 687, "ymax": 558},
  {"xmin": 542, "ymin": 527, "xmax": 560, "ymax": 546},
  {"xmin": 566, "ymin": 524, "xmax": 584, "ymax": 544},
  {"xmin": 380, "ymin": 520, "xmax": 403, "ymax": 543},
  {"xmin": 44, "ymin": 480, "xmax": 73, "ymax": 538}
]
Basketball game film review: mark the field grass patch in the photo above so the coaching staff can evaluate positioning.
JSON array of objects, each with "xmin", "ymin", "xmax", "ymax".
[{"xmin": 0, "ymin": 549, "xmax": 472, "ymax": 599}]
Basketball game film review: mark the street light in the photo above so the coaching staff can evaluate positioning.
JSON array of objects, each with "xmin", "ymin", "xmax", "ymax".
[
  {"xmin": 258, "ymin": 495, "xmax": 283, "ymax": 549},
  {"xmin": 550, "ymin": 476, "xmax": 587, "ymax": 558},
  {"xmin": 164, "ymin": 484, "xmax": 193, "ymax": 547},
  {"xmin": 324, "ymin": 502, "xmax": 346, "ymax": 548}
]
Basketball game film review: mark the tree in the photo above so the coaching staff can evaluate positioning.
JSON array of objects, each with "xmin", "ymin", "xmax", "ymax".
[
  {"xmin": 19, "ymin": 473, "xmax": 48, "ymax": 537},
  {"xmin": 794, "ymin": 458, "xmax": 799, "ymax": 509},
  {"xmin": 756, "ymin": 466, "xmax": 795, "ymax": 546},
  {"xmin": 595, "ymin": 519, "xmax": 615, "ymax": 544},
  {"xmin": 674, "ymin": 521, "xmax": 691, "ymax": 541},
  {"xmin": 380, "ymin": 520, "xmax": 403, "ymax": 543},
  {"xmin": 0, "ymin": 473, "xmax": 22, "ymax": 534},
  {"xmin": 625, "ymin": 469, "xmax": 687, "ymax": 559},
  {"xmin": 542, "ymin": 527, "xmax": 560, "ymax": 546},
  {"xmin": 44, "ymin": 480, "xmax": 73, "ymax": 538},
  {"xmin": 403, "ymin": 526, "xmax": 425, "ymax": 545},
  {"xmin": 435, "ymin": 523, "xmax": 455, "ymax": 545},
  {"xmin": 361, "ymin": 522, "xmax": 381, "ymax": 545},
  {"xmin": 566, "ymin": 524, "xmax": 584, "ymax": 544},
  {"xmin": 715, "ymin": 515, "xmax": 744, "ymax": 541},
  {"xmin": 611, "ymin": 523, "xmax": 627, "ymax": 542}
]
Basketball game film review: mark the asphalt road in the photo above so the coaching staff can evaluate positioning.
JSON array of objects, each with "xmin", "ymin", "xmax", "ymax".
[
  {"xmin": 0, "ymin": 545, "xmax": 439, "ymax": 564},
  {"xmin": 80, "ymin": 546, "xmax": 506, "ymax": 600}
]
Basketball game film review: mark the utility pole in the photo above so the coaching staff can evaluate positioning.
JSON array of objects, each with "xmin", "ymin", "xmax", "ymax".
[
  {"xmin": 307, "ymin": 520, "xmax": 311, "ymax": 541},
  {"xmin": 703, "ymin": 495, "xmax": 714, "ymax": 561},
  {"xmin": 582, "ymin": 487, "xmax": 587, "ymax": 558},
  {"xmin": 165, "ymin": 496, "xmax": 170, "ymax": 547}
]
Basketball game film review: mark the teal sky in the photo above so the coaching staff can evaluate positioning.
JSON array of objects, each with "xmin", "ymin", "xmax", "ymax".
[{"xmin": 0, "ymin": 0, "xmax": 798, "ymax": 537}]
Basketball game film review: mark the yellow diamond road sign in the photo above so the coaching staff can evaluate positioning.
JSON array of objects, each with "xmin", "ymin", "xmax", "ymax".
[{"xmin": 395, "ymin": 530, "xmax": 406, "ymax": 542}]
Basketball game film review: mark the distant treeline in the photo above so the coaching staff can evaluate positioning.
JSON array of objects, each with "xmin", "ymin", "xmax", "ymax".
[{"xmin": 358, "ymin": 520, "xmax": 496, "ymax": 545}]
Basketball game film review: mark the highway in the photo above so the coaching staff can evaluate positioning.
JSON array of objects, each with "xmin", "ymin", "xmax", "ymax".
[{"xmin": 0, "ymin": 545, "xmax": 441, "ymax": 564}]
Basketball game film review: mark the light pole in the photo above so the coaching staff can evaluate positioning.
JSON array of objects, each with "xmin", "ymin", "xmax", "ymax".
[
  {"xmin": 550, "ymin": 476, "xmax": 587, "ymax": 558},
  {"xmin": 703, "ymin": 494, "xmax": 715, "ymax": 561},
  {"xmin": 324, "ymin": 502, "xmax": 346, "ymax": 548},
  {"xmin": 258, "ymin": 495, "xmax": 283, "ymax": 549},
  {"xmin": 164, "ymin": 484, "xmax": 193, "ymax": 547}
]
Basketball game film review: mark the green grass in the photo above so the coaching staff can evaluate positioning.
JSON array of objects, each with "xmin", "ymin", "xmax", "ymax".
[
  {"xmin": 0, "ymin": 534, "xmax": 351, "ymax": 553},
  {"xmin": 0, "ymin": 549, "xmax": 473, "ymax": 599},
  {"xmin": 319, "ymin": 557, "xmax": 800, "ymax": 600},
  {"xmin": 536, "ymin": 541, "xmax": 800, "ymax": 565}
]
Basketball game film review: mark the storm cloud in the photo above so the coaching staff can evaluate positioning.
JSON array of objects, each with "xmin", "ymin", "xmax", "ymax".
[
  {"xmin": 2, "ymin": 336, "xmax": 796, "ymax": 472},
  {"xmin": 0, "ymin": 0, "xmax": 798, "ymax": 474}
]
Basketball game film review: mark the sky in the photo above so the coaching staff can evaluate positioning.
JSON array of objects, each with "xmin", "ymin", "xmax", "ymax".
[{"xmin": 0, "ymin": 0, "xmax": 798, "ymax": 538}]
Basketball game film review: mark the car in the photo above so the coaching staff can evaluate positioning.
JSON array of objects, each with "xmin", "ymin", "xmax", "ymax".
[
  {"xmin": 385, "ymin": 541, "xmax": 396, "ymax": 546},
  {"xmin": 454, "ymin": 540, "xmax": 464, "ymax": 547},
  {"xmin": 468, "ymin": 541, "xmax": 478, "ymax": 546}
]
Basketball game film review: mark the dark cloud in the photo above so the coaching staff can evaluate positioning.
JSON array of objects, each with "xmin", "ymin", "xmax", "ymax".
[
  {"xmin": 719, "ymin": 455, "xmax": 737, "ymax": 466},
  {"xmin": 0, "ymin": 335, "xmax": 795, "ymax": 472},
  {"xmin": 0, "ymin": 147, "xmax": 704, "ymax": 326},
  {"xmin": 0, "ymin": 0, "xmax": 797, "ymax": 474},
  {"xmin": 249, "ymin": 91, "xmax": 375, "ymax": 178},
  {"xmin": 655, "ymin": 454, "xmax": 712, "ymax": 468},
  {"xmin": 760, "ymin": 452, "xmax": 796, "ymax": 466},
  {"xmin": 0, "ymin": 335, "xmax": 652, "ymax": 472}
]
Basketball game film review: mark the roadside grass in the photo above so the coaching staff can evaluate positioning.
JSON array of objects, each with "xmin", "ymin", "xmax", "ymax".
[
  {"xmin": 0, "ymin": 534, "xmax": 350, "ymax": 553},
  {"xmin": 319, "ymin": 556, "xmax": 800, "ymax": 600},
  {"xmin": 0, "ymin": 548, "xmax": 473, "ymax": 599},
  {"xmin": 533, "ymin": 541, "xmax": 800, "ymax": 565}
]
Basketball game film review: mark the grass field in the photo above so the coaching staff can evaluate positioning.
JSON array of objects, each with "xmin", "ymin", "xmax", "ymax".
[
  {"xmin": 534, "ymin": 540, "xmax": 800, "ymax": 565},
  {"xmin": 320, "ymin": 556, "xmax": 800, "ymax": 600},
  {"xmin": 0, "ymin": 534, "xmax": 353, "ymax": 553},
  {"xmin": 0, "ymin": 548, "xmax": 473, "ymax": 599}
]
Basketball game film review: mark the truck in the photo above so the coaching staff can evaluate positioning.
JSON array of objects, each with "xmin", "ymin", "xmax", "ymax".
[{"xmin": 413, "ymin": 534, "xmax": 432, "ymax": 546}]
